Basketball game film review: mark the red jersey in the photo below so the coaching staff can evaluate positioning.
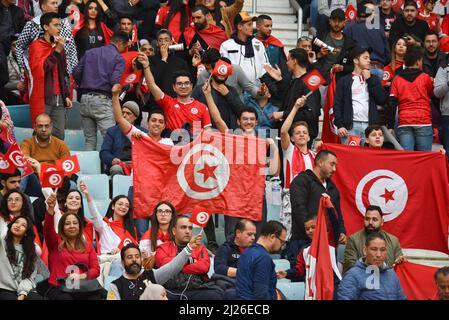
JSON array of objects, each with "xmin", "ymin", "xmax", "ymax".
[
  {"xmin": 155, "ymin": 6, "xmax": 191, "ymax": 43},
  {"xmin": 156, "ymin": 94, "xmax": 212, "ymax": 132},
  {"xmin": 417, "ymin": 11, "xmax": 440, "ymax": 31},
  {"xmin": 382, "ymin": 60, "xmax": 404, "ymax": 87}
]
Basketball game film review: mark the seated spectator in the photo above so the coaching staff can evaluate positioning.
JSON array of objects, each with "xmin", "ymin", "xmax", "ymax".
[
  {"xmin": 337, "ymin": 233, "xmax": 407, "ymax": 300},
  {"xmin": 434, "ymin": 266, "xmax": 449, "ymax": 300},
  {"xmin": 155, "ymin": 0, "xmax": 192, "ymax": 44},
  {"xmin": 0, "ymin": 100, "xmax": 14, "ymax": 154},
  {"xmin": 317, "ymin": 0, "xmax": 356, "ymax": 35},
  {"xmin": 343, "ymin": 205, "xmax": 406, "ymax": 274},
  {"xmin": 199, "ymin": 0, "xmax": 243, "ymax": 37},
  {"xmin": 100, "ymin": 100, "xmax": 148, "ymax": 176},
  {"xmin": 243, "ymin": 85, "xmax": 278, "ymax": 137},
  {"xmin": 0, "ymin": 215, "xmax": 41, "ymax": 300},
  {"xmin": 43, "ymin": 193, "xmax": 103, "ymax": 300},
  {"xmin": 364, "ymin": 124, "xmax": 402, "ymax": 150},
  {"xmin": 118, "ymin": 15, "xmax": 139, "ymax": 51},
  {"xmin": 382, "ymin": 37, "xmax": 407, "ymax": 87},
  {"xmin": 107, "ymin": 233, "xmax": 202, "ymax": 300},
  {"xmin": 4, "ymin": 36, "xmax": 26, "ymax": 106},
  {"xmin": 214, "ymin": 219, "xmax": 256, "ymax": 278},
  {"xmin": 423, "ymin": 31, "xmax": 448, "ymax": 79},
  {"xmin": 154, "ymin": 215, "xmax": 223, "ymax": 300},
  {"xmin": 379, "ymin": 0, "xmax": 398, "ymax": 38},
  {"xmin": 417, "ymin": 0, "xmax": 440, "ymax": 33},
  {"xmin": 434, "ymin": 58, "xmax": 449, "ymax": 154},
  {"xmin": 139, "ymin": 201, "xmax": 176, "ymax": 257},
  {"xmin": 29, "ymin": 12, "xmax": 72, "ymax": 140},
  {"xmin": 236, "ymin": 220, "xmax": 287, "ymax": 300},
  {"xmin": 387, "ymin": 45, "xmax": 434, "ymax": 151}
]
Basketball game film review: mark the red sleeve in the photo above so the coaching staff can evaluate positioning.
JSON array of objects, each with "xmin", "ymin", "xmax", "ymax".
[
  {"xmin": 295, "ymin": 250, "xmax": 306, "ymax": 278},
  {"xmin": 156, "ymin": 94, "xmax": 173, "ymax": 113},
  {"xmin": 390, "ymin": 78, "xmax": 398, "ymax": 97},
  {"xmin": 86, "ymin": 246, "xmax": 101, "ymax": 279},
  {"xmin": 44, "ymin": 212, "xmax": 59, "ymax": 250},
  {"xmin": 154, "ymin": 243, "xmax": 174, "ymax": 268},
  {"xmin": 202, "ymin": 106, "xmax": 212, "ymax": 128},
  {"xmin": 155, "ymin": 7, "xmax": 167, "ymax": 26},
  {"xmin": 182, "ymin": 246, "xmax": 210, "ymax": 275},
  {"xmin": 426, "ymin": 74, "xmax": 434, "ymax": 97}
]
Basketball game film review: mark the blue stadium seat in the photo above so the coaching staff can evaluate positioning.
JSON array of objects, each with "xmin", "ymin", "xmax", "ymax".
[
  {"xmin": 96, "ymin": 131, "xmax": 104, "ymax": 151},
  {"xmin": 70, "ymin": 151, "xmax": 101, "ymax": 174},
  {"xmin": 83, "ymin": 198, "xmax": 111, "ymax": 219},
  {"xmin": 77, "ymin": 174, "xmax": 110, "ymax": 200},
  {"xmin": 267, "ymin": 204, "xmax": 281, "ymax": 221},
  {"xmin": 276, "ymin": 282, "xmax": 305, "ymax": 300},
  {"xmin": 7, "ymin": 105, "xmax": 31, "ymax": 128},
  {"xmin": 65, "ymin": 101, "xmax": 82, "ymax": 129},
  {"xmin": 13, "ymin": 127, "xmax": 34, "ymax": 144},
  {"xmin": 208, "ymin": 257, "xmax": 214, "ymax": 278},
  {"xmin": 103, "ymin": 275, "xmax": 120, "ymax": 292},
  {"xmin": 273, "ymin": 259, "xmax": 290, "ymax": 273},
  {"xmin": 112, "ymin": 175, "xmax": 132, "ymax": 198},
  {"xmin": 215, "ymin": 227, "xmax": 226, "ymax": 246},
  {"xmin": 65, "ymin": 130, "xmax": 86, "ymax": 151}
]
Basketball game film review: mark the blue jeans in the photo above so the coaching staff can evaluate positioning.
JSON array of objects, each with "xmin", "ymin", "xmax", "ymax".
[
  {"xmin": 370, "ymin": 68, "xmax": 384, "ymax": 81},
  {"xmin": 397, "ymin": 125, "xmax": 433, "ymax": 151},
  {"xmin": 20, "ymin": 173, "xmax": 44, "ymax": 198},
  {"xmin": 340, "ymin": 121, "xmax": 369, "ymax": 145},
  {"xmin": 310, "ymin": 0, "xmax": 318, "ymax": 28}
]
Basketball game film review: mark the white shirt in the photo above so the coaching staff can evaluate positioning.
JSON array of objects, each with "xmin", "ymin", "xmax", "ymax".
[
  {"xmin": 126, "ymin": 125, "xmax": 174, "ymax": 146},
  {"xmin": 351, "ymin": 74, "xmax": 370, "ymax": 122},
  {"xmin": 283, "ymin": 143, "xmax": 315, "ymax": 189}
]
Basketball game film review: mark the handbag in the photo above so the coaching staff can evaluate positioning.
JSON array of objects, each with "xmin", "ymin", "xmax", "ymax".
[{"xmin": 58, "ymin": 263, "xmax": 103, "ymax": 293}]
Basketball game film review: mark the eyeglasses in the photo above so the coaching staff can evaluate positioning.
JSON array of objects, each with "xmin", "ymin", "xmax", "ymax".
[
  {"xmin": 276, "ymin": 235, "xmax": 287, "ymax": 249},
  {"xmin": 157, "ymin": 209, "xmax": 172, "ymax": 215},
  {"xmin": 175, "ymin": 81, "xmax": 191, "ymax": 87}
]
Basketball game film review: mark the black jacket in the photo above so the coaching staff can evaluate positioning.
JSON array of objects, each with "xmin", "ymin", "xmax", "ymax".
[
  {"xmin": 290, "ymin": 169, "xmax": 346, "ymax": 241},
  {"xmin": 333, "ymin": 73, "xmax": 387, "ymax": 130},
  {"xmin": 389, "ymin": 16, "xmax": 430, "ymax": 48},
  {"xmin": 214, "ymin": 240, "xmax": 242, "ymax": 277}
]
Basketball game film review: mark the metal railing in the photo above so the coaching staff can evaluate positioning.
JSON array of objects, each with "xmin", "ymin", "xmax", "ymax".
[{"xmin": 289, "ymin": 0, "xmax": 303, "ymax": 39}]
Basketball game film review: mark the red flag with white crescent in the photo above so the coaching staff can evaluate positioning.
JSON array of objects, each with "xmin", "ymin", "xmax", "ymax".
[
  {"xmin": 0, "ymin": 129, "xmax": 16, "ymax": 145},
  {"xmin": 348, "ymin": 135, "xmax": 362, "ymax": 146},
  {"xmin": 0, "ymin": 153, "xmax": 16, "ymax": 174},
  {"xmin": 3, "ymin": 143, "xmax": 34, "ymax": 176},
  {"xmin": 321, "ymin": 73, "xmax": 339, "ymax": 143},
  {"xmin": 56, "ymin": 155, "xmax": 80, "ymax": 175},
  {"xmin": 302, "ymin": 69, "xmax": 326, "ymax": 92},
  {"xmin": 394, "ymin": 262, "xmax": 439, "ymax": 300},
  {"xmin": 132, "ymin": 131, "xmax": 266, "ymax": 220},
  {"xmin": 41, "ymin": 169, "xmax": 64, "ymax": 188},
  {"xmin": 212, "ymin": 59, "xmax": 234, "ymax": 77},
  {"xmin": 190, "ymin": 206, "xmax": 211, "ymax": 228},
  {"xmin": 345, "ymin": 4, "xmax": 357, "ymax": 21},
  {"xmin": 321, "ymin": 143, "xmax": 449, "ymax": 254}
]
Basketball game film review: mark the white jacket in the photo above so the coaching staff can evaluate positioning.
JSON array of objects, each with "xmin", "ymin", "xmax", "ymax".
[{"xmin": 220, "ymin": 37, "xmax": 268, "ymax": 82}]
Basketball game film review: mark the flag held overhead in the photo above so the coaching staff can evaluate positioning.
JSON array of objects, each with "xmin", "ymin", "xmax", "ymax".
[{"xmin": 190, "ymin": 207, "xmax": 211, "ymax": 228}]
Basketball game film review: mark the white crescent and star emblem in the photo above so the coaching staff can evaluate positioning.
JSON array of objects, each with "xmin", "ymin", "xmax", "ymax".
[
  {"xmin": 177, "ymin": 144, "xmax": 230, "ymax": 200},
  {"xmin": 62, "ymin": 160, "xmax": 74, "ymax": 172},
  {"xmin": 355, "ymin": 170, "xmax": 408, "ymax": 222},
  {"xmin": 125, "ymin": 74, "xmax": 137, "ymax": 83},
  {"xmin": 307, "ymin": 75, "xmax": 321, "ymax": 87},
  {"xmin": 383, "ymin": 71, "xmax": 390, "ymax": 81},
  {"xmin": 217, "ymin": 65, "xmax": 228, "ymax": 76},
  {"xmin": 196, "ymin": 211, "xmax": 210, "ymax": 224},
  {"xmin": 123, "ymin": 238, "xmax": 133, "ymax": 246},
  {"xmin": 8, "ymin": 150, "xmax": 25, "ymax": 167},
  {"xmin": 0, "ymin": 160, "xmax": 9, "ymax": 170},
  {"xmin": 49, "ymin": 172, "xmax": 62, "ymax": 186}
]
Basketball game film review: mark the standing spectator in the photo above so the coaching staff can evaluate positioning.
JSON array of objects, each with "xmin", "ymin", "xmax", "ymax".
[
  {"xmin": 4, "ymin": 37, "xmax": 26, "ymax": 105},
  {"xmin": 235, "ymin": 220, "xmax": 287, "ymax": 300},
  {"xmin": 192, "ymin": 57, "xmax": 245, "ymax": 130},
  {"xmin": 155, "ymin": 0, "xmax": 192, "ymax": 43},
  {"xmin": 100, "ymin": 100, "xmax": 147, "ymax": 176},
  {"xmin": 289, "ymin": 150, "xmax": 347, "ymax": 272},
  {"xmin": 317, "ymin": 0, "xmax": 356, "ymax": 35},
  {"xmin": 255, "ymin": 15, "xmax": 286, "ymax": 68},
  {"xmin": 0, "ymin": 215, "xmax": 41, "ymax": 300},
  {"xmin": 220, "ymin": 12, "xmax": 268, "ymax": 83},
  {"xmin": 243, "ymin": 85, "xmax": 278, "ymax": 136},
  {"xmin": 74, "ymin": 0, "xmax": 114, "ymax": 59},
  {"xmin": 154, "ymin": 215, "xmax": 223, "ymax": 300},
  {"xmin": 433, "ymin": 57, "xmax": 449, "ymax": 155},
  {"xmin": 214, "ymin": 219, "xmax": 256, "ymax": 278},
  {"xmin": 16, "ymin": 0, "xmax": 78, "ymax": 77},
  {"xmin": 379, "ymin": 0, "xmax": 398, "ymax": 38},
  {"xmin": 333, "ymin": 46, "xmax": 387, "ymax": 145},
  {"xmin": 17, "ymin": 0, "xmax": 40, "ymax": 21},
  {"xmin": 343, "ymin": 205, "xmax": 406, "ymax": 274},
  {"xmin": 389, "ymin": 0, "xmax": 430, "ymax": 47},
  {"xmin": 199, "ymin": 0, "xmax": 243, "ymax": 37},
  {"xmin": 0, "ymin": 0, "xmax": 26, "ymax": 102},
  {"xmin": 73, "ymin": 31, "xmax": 127, "ymax": 151},
  {"xmin": 344, "ymin": 1, "xmax": 391, "ymax": 79},
  {"xmin": 423, "ymin": 31, "xmax": 448, "ymax": 79},
  {"xmin": 417, "ymin": 0, "xmax": 440, "ymax": 32},
  {"xmin": 388, "ymin": 45, "xmax": 434, "ymax": 151},
  {"xmin": 118, "ymin": 15, "xmax": 139, "ymax": 51},
  {"xmin": 43, "ymin": 193, "xmax": 103, "ymax": 300},
  {"xmin": 28, "ymin": 12, "xmax": 72, "ymax": 140},
  {"xmin": 434, "ymin": 267, "xmax": 449, "ymax": 300},
  {"xmin": 337, "ymin": 233, "xmax": 407, "ymax": 300},
  {"xmin": 382, "ymin": 37, "xmax": 407, "ymax": 87}
]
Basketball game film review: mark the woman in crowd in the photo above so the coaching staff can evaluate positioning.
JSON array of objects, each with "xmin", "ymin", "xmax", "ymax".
[
  {"xmin": 155, "ymin": 0, "xmax": 193, "ymax": 43},
  {"xmin": 44, "ymin": 193, "xmax": 102, "ymax": 300},
  {"xmin": 0, "ymin": 216, "xmax": 40, "ymax": 300},
  {"xmin": 199, "ymin": 0, "xmax": 243, "ymax": 37},
  {"xmin": 139, "ymin": 201, "xmax": 176, "ymax": 257},
  {"xmin": 382, "ymin": 37, "xmax": 407, "ymax": 87}
]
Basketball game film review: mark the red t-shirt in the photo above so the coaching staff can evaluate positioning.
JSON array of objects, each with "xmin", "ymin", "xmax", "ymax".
[
  {"xmin": 417, "ymin": 11, "xmax": 440, "ymax": 31},
  {"xmin": 156, "ymin": 94, "xmax": 212, "ymax": 132},
  {"xmin": 155, "ymin": 6, "xmax": 191, "ymax": 43}
]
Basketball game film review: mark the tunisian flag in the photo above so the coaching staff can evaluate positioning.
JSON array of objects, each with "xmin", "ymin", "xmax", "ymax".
[
  {"xmin": 321, "ymin": 73, "xmax": 339, "ymax": 143},
  {"xmin": 321, "ymin": 143, "xmax": 449, "ymax": 254},
  {"xmin": 183, "ymin": 24, "xmax": 228, "ymax": 51},
  {"xmin": 132, "ymin": 131, "xmax": 266, "ymax": 220},
  {"xmin": 395, "ymin": 262, "xmax": 438, "ymax": 300},
  {"xmin": 305, "ymin": 196, "xmax": 341, "ymax": 300}
]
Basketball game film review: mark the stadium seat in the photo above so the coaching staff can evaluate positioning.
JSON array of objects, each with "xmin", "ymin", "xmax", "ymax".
[
  {"xmin": 77, "ymin": 174, "xmax": 109, "ymax": 200},
  {"xmin": 13, "ymin": 127, "xmax": 34, "ymax": 144},
  {"xmin": 65, "ymin": 101, "xmax": 82, "ymax": 129},
  {"xmin": 276, "ymin": 282, "xmax": 305, "ymax": 300},
  {"xmin": 82, "ymin": 198, "xmax": 111, "ymax": 219},
  {"xmin": 70, "ymin": 151, "xmax": 101, "ymax": 174},
  {"xmin": 65, "ymin": 130, "xmax": 86, "ymax": 151},
  {"xmin": 273, "ymin": 259, "xmax": 290, "ymax": 273},
  {"xmin": 215, "ymin": 227, "xmax": 226, "ymax": 246},
  {"xmin": 112, "ymin": 175, "xmax": 132, "ymax": 198},
  {"xmin": 103, "ymin": 275, "xmax": 120, "ymax": 292},
  {"xmin": 7, "ymin": 105, "xmax": 31, "ymax": 128},
  {"xmin": 267, "ymin": 204, "xmax": 281, "ymax": 221}
]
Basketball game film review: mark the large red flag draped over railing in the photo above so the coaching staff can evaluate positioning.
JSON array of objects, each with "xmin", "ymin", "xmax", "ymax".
[
  {"xmin": 321, "ymin": 143, "xmax": 449, "ymax": 254},
  {"xmin": 395, "ymin": 262, "xmax": 439, "ymax": 300},
  {"xmin": 132, "ymin": 131, "xmax": 267, "ymax": 220},
  {"xmin": 321, "ymin": 73, "xmax": 339, "ymax": 143}
]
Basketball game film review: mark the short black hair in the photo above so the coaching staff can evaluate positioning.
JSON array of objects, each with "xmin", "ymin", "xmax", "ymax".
[
  {"xmin": 191, "ymin": 4, "xmax": 210, "ymax": 15},
  {"xmin": 257, "ymin": 14, "xmax": 272, "ymax": 24},
  {"xmin": 0, "ymin": 169, "xmax": 22, "ymax": 183},
  {"xmin": 260, "ymin": 220, "xmax": 286, "ymax": 238},
  {"xmin": 156, "ymin": 29, "xmax": 173, "ymax": 40},
  {"xmin": 403, "ymin": 0, "xmax": 418, "ymax": 9},
  {"xmin": 110, "ymin": 31, "xmax": 131, "ymax": 44},
  {"xmin": 172, "ymin": 70, "xmax": 192, "ymax": 85},
  {"xmin": 238, "ymin": 106, "xmax": 258, "ymax": 120},
  {"xmin": 201, "ymin": 48, "xmax": 221, "ymax": 65},
  {"xmin": 404, "ymin": 45, "xmax": 424, "ymax": 67},
  {"xmin": 288, "ymin": 48, "xmax": 310, "ymax": 69},
  {"xmin": 304, "ymin": 213, "xmax": 317, "ymax": 223},
  {"xmin": 39, "ymin": 0, "xmax": 51, "ymax": 10},
  {"xmin": 119, "ymin": 15, "xmax": 134, "ymax": 24},
  {"xmin": 234, "ymin": 219, "xmax": 255, "ymax": 236},
  {"xmin": 120, "ymin": 243, "xmax": 140, "ymax": 261},
  {"xmin": 424, "ymin": 30, "xmax": 439, "ymax": 42},
  {"xmin": 366, "ymin": 205, "xmax": 383, "ymax": 216},
  {"xmin": 148, "ymin": 108, "xmax": 166, "ymax": 121},
  {"xmin": 434, "ymin": 266, "xmax": 449, "ymax": 281},
  {"xmin": 40, "ymin": 12, "xmax": 60, "ymax": 31},
  {"xmin": 314, "ymin": 150, "xmax": 337, "ymax": 166},
  {"xmin": 365, "ymin": 232, "xmax": 386, "ymax": 246},
  {"xmin": 365, "ymin": 125, "xmax": 383, "ymax": 138}
]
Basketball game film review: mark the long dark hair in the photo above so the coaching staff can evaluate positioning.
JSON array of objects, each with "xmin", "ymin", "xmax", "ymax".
[
  {"xmin": 58, "ymin": 0, "xmax": 84, "ymax": 20},
  {"xmin": 83, "ymin": 0, "xmax": 104, "ymax": 27},
  {"xmin": 164, "ymin": 0, "xmax": 189, "ymax": 32},
  {"xmin": 5, "ymin": 216, "xmax": 37, "ymax": 279},
  {"xmin": 105, "ymin": 195, "xmax": 136, "ymax": 240},
  {"xmin": 0, "ymin": 189, "xmax": 34, "ymax": 223},
  {"xmin": 63, "ymin": 189, "xmax": 87, "ymax": 228},
  {"xmin": 150, "ymin": 201, "xmax": 176, "ymax": 251},
  {"xmin": 58, "ymin": 212, "xmax": 86, "ymax": 253}
]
